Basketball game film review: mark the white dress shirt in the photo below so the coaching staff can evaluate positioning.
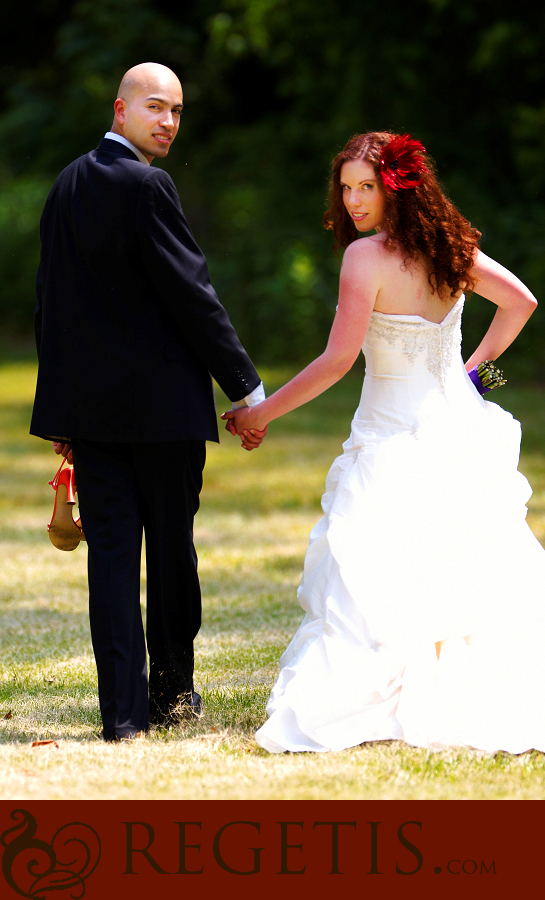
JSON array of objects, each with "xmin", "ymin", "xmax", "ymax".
[{"xmin": 104, "ymin": 131, "xmax": 150, "ymax": 165}]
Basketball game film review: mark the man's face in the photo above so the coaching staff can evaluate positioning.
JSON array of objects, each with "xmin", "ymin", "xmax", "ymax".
[{"xmin": 114, "ymin": 76, "xmax": 184, "ymax": 163}]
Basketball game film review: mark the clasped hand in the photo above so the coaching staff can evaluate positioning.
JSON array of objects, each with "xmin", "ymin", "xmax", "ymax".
[{"xmin": 221, "ymin": 407, "xmax": 268, "ymax": 450}]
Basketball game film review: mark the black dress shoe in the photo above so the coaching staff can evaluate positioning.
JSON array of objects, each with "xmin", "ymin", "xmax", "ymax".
[
  {"xmin": 150, "ymin": 692, "xmax": 203, "ymax": 727},
  {"xmin": 101, "ymin": 729, "xmax": 147, "ymax": 742}
]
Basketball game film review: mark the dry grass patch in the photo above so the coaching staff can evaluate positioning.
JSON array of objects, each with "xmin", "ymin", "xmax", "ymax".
[{"xmin": 1, "ymin": 736, "xmax": 544, "ymax": 801}]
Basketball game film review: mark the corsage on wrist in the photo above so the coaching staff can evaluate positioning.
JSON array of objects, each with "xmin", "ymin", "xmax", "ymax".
[{"xmin": 468, "ymin": 360, "xmax": 507, "ymax": 395}]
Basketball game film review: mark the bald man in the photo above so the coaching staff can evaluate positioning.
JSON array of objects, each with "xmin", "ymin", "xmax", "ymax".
[{"xmin": 31, "ymin": 63, "xmax": 265, "ymax": 741}]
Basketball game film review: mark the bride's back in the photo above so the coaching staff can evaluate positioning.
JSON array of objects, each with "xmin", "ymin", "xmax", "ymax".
[{"xmin": 369, "ymin": 234, "xmax": 461, "ymax": 324}]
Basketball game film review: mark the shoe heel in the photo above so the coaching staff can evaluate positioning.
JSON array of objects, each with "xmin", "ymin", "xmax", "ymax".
[{"xmin": 55, "ymin": 468, "xmax": 76, "ymax": 504}]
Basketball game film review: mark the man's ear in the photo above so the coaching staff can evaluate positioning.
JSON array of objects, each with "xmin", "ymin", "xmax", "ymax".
[{"xmin": 113, "ymin": 98, "xmax": 126, "ymax": 127}]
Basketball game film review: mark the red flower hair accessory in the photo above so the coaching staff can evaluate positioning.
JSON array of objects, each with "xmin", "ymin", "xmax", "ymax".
[{"xmin": 380, "ymin": 134, "xmax": 426, "ymax": 192}]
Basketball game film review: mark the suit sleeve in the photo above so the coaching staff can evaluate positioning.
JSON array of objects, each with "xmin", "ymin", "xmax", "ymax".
[
  {"xmin": 34, "ymin": 262, "xmax": 43, "ymax": 359},
  {"xmin": 136, "ymin": 168, "xmax": 260, "ymax": 402}
]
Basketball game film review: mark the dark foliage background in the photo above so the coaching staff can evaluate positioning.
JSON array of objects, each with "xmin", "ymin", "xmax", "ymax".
[{"xmin": 1, "ymin": 0, "xmax": 544, "ymax": 374}]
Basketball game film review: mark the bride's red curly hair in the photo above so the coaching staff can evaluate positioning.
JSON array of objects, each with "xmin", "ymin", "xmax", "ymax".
[{"xmin": 323, "ymin": 131, "xmax": 482, "ymax": 298}]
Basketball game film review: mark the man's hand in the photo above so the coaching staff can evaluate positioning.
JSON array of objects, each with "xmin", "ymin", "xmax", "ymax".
[
  {"xmin": 221, "ymin": 409, "xmax": 268, "ymax": 450},
  {"xmin": 53, "ymin": 441, "xmax": 73, "ymax": 463}
]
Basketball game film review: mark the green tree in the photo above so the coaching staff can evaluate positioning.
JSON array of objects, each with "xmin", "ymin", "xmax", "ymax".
[{"xmin": 1, "ymin": 0, "xmax": 544, "ymax": 373}]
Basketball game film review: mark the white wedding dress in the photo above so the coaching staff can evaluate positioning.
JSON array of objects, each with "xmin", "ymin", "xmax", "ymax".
[{"xmin": 256, "ymin": 296, "xmax": 545, "ymax": 754}]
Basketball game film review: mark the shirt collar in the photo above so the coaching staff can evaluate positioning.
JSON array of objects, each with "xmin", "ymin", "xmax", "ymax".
[{"xmin": 104, "ymin": 132, "xmax": 150, "ymax": 165}]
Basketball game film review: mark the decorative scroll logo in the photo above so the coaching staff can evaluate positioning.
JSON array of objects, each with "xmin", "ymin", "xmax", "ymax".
[{"xmin": 1, "ymin": 808, "xmax": 101, "ymax": 898}]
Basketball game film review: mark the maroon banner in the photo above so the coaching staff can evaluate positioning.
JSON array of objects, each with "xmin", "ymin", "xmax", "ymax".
[{"xmin": 0, "ymin": 800, "xmax": 540, "ymax": 897}]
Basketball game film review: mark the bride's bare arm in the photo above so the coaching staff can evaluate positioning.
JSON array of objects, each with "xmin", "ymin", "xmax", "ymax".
[
  {"xmin": 464, "ymin": 250, "xmax": 537, "ymax": 371},
  {"xmin": 222, "ymin": 239, "xmax": 381, "ymax": 433}
]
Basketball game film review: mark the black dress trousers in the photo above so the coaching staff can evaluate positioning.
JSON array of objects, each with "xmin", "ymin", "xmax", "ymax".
[{"xmin": 71, "ymin": 439, "xmax": 206, "ymax": 740}]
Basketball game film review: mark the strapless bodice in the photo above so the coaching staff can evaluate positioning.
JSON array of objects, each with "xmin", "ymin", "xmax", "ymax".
[
  {"xmin": 363, "ymin": 296, "xmax": 464, "ymax": 389},
  {"xmin": 355, "ymin": 295, "xmax": 481, "ymax": 435}
]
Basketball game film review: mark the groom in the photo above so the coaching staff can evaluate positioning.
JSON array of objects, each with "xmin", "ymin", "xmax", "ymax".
[{"xmin": 30, "ymin": 63, "xmax": 265, "ymax": 741}]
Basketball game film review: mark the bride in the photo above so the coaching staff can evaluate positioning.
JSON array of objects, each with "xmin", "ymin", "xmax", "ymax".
[{"xmin": 222, "ymin": 131, "xmax": 545, "ymax": 754}]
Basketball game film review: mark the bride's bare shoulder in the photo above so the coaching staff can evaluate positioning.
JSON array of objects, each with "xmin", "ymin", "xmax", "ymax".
[
  {"xmin": 339, "ymin": 236, "xmax": 393, "ymax": 299},
  {"xmin": 342, "ymin": 233, "xmax": 390, "ymax": 264}
]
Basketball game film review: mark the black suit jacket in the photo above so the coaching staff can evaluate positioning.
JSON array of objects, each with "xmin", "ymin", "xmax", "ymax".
[{"xmin": 30, "ymin": 139, "xmax": 260, "ymax": 442}]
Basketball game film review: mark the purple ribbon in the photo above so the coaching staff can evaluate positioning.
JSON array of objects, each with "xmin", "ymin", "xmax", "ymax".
[{"xmin": 468, "ymin": 366, "xmax": 490, "ymax": 395}]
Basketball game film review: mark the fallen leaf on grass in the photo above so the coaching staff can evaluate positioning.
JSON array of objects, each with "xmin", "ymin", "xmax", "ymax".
[
  {"xmin": 2, "ymin": 711, "xmax": 12, "ymax": 720},
  {"xmin": 31, "ymin": 740, "xmax": 59, "ymax": 748}
]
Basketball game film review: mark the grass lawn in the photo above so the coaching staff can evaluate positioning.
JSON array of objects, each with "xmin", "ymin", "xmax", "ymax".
[{"xmin": 1, "ymin": 351, "xmax": 545, "ymax": 799}]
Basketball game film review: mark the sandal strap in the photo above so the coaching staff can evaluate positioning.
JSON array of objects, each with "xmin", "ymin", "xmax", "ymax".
[{"xmin": 49, "ymin": 456, "xmax": 69, "ymax": 490}]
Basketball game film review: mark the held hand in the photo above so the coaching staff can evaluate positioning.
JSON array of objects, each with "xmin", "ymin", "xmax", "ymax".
[
  {"xmin": 221, "ymin": 409, "xmax": 268, "ymax": 450},
  {"xmin": 239, "ymin": 425, "xmax": 268, "ymax": 450},
  {"xmin": 223, "ymin": 414, "xmax": 238, "ymax": 438},
  {"xmin": 53, "ymin": 441, "xmax": 73, "ymax": 463}
]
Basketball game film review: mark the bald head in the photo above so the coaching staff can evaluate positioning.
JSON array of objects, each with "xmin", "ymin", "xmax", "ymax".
[
  {"xmin": 116, "ymin": 63, "xmax": 182, "ymax": 103},
  {"xmin": 111, "ymin": 62, "xmax": 184, "ymax": 163}
]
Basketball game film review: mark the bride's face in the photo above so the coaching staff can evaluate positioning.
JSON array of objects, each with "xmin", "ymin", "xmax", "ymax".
[{"xmin": 340, "ymin": 159, "xmax": 386, "ymax": 233}]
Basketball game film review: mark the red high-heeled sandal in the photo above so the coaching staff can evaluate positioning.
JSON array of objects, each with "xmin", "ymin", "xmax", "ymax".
[{"xmin": 48, "ymin": 457, "xmax": 86, "ymax": 550}]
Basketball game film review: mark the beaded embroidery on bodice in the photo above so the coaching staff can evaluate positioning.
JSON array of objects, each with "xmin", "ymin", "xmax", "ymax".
[{"xmin": 365, "ymin": 299, "xmax": 463, "ymax": 390}]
